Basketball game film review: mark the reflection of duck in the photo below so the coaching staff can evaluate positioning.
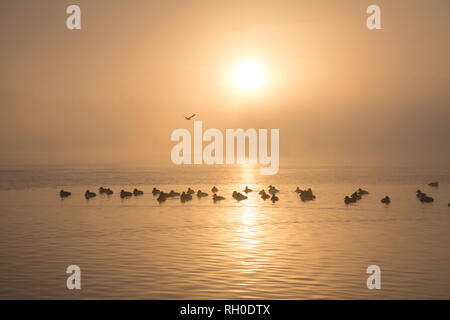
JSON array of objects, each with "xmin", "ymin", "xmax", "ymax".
[
  {"xmin": 428, "ymin": 181, "xmax": 439, "ymax": 187},
  {"xmin": 85, "ymin": 190, "xmax": 96, "ymax": 199},
  {"xmin": 232, "ymin": 191, "xmax": 248, "ymax": 201},
  {"xmin": 120, "ymin": 190, "xmax": 132, "ymax": 198},
  {"xmin": 271, "ymin": 194, "xmax": 279, "ymax": 203},
  {"xmin": 211, "ymin": 186, "xmax": 219, "ymax": 193},
  {"xmin": 357, "ymin": 188, "xmax": 369, "ymax": 195},
  {"xmin": 152, "ymin": 187, "xmax": 160, "ymax": 195},
  {"xmin": 133, "ymin": 188, "xmax": 144, "ymax": 196},
  {"xmin": 299, "ymin": 188, "xmax": 316, "ymax": 201},
  {"xmin": 381, "ymin": 196, "xmax": 391, "ymax": 204},
  {"xmin": 60, "ymin": 190, "xmax": 71, "ymax": 198},
  {"xmin": 187, "ymin": 188, "xmax": 195, "ymax": 195},
  {"xmin": 197, "ymin": 190, "xmax": 208, "ymax": 197},
  {"xmin": 244, "ymin": 186, "xmax": 253, "ymax": 193},
  {"xmin": 213, "ymin": 194, "xmax": 225, "ymax": 202}
]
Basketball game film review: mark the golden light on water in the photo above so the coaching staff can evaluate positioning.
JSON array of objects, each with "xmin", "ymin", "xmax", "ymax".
[{"xmin": 230, "ymin": 60, "xmax": 267, "ymax": 92}]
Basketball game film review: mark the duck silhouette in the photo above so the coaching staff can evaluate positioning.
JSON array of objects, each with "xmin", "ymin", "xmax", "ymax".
[
  {"xmin": 213, "ymin": 194, "xmax": 225, "ymax": 202},
  {"xmin": 120, "ymin": 190, "xmax": 133, "ymax": 198},
  {"xmin": 133, "ymin": 188, "xmax": 144, "ymax": 196},
  {"xmin": 232, "ymin": 191, "xmax": 248, "ymax": 201},
  {"xmin": 271, "ymin": 194, "xmax": 279, "ymax": 203},
  {"xmin": 211, "ymin": 186, "xmax": 219, "ymax": 193},
  {"xmin": 180, "ymin": 192, "xmax": 192, "ymax": 203},
  {"xmin": 152, "ymin": 187, "xmax": 161, "ymax": 195},
  {"xmin": 187, "ymin": 188, "xmax": 195, "ymax": 195},
  {"xmin": 381, "ymin": 196, "xmax": 391, "ymax": 204},
  {"xmin": 344, "ymin": 196, "xmax": 356, "ymax": 204},
  {"xmin": 99, "ymin": 187, "xmax": 113, "ymax": 195},
  {"xmin": 59, "ymin": 190, "xmax": 71, "ymax": 198},
  {"xmin": 168, "ymin": 190, "xmax": 180, "ymax": 197},
  {"xmin": 298, "ymin": 188, "xmax": 316, "ymax": 201},
  {"xmin": 244, "ymin": 186, "xmax": 253, "ymax": 193},
  {"xmin": 428, "ymin": 181, "xmax": 439, "ymax": 187},
  {"xmin": 157, "ymin": 192, "xmax": 167, "ymax": 203},
  {"xmin": 259, "ymin": 190, "xmax": 270, "ymax": 200},
  {"xmin": 357, "ymin": 188, "xmax": 369, "ymax": 195},
  {"xmin": 85, "ymin": 190, "xmax": 96, "ymax": 199},
  {"xmin": 268, "ymin": 185, "xmax": 279, "ymax": 195},
  {"xmin": 197, "ymin": 190, "xmax": 208, "ymax": 197}
]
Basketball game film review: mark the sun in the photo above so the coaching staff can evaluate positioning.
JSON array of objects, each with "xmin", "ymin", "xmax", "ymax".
[{"xmin": 230, "ymin": 60, "xmax": 267, "ymax": 92}]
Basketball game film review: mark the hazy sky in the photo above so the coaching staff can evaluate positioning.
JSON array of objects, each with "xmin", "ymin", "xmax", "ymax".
[{"xmin": 1, "ymin": 0, "xmax": 449, "ymax": 166}]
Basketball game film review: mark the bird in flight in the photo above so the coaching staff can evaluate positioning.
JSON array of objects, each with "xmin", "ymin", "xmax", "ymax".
[{"xmin": 184, "ymin": 114, "xmax": 196, "ymax": 120}]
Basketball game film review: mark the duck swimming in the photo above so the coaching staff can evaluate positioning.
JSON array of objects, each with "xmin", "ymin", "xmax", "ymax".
[
  {"xmin": 85, "ymin": 190, "xmax": 96, "ymax": 199},
  {"xmin": 133, "ymin": 188, "xmax": 144, "ymax": 196},
  {"xmin": 260, "ymin": 190, "xmax": 270, "ymax": 200},
  {"xmin": 213, "ymin": 194, "xmax": 225, "ymax": 202},
  {"xmin": 344, "ymin": 196, "xmax": 357, "ymax": 204},
  {"xmin": 357, "ymin": 188, "xmax": 369, "ymax": 195},
  {"xmin": 232, "ymin": 191, "xmax": 248, "ymax": 201},
  {"xmin": 428, "ymin": 181, "xmax": 439, "ymax": 187},
  {"xmin": 168, "ymin": 190, "xmax": 180, "ymax": 197},
  {"xmin": 299, "ymin": 188, "xmax": 316, "ymax": 201},
  {"xmin": 244, "ymin": 186, "xmax": 253, "ymax": 193},
  {"xmin": 180, "ymin": 192, "xmax": 192, "ymax": 203},
  {"xmin": 268, "ymin": 185, "xmax": 279, "ymax": 195},
  {"xmin": 381, "ymin": 196, "xmax": 391, "ymax": 204},
  {"xmin": 120, "ymin": 190, "xmax": 133, "ymax": 198},
  {"xmin": 295, "ymin": 187, "xmax": 301, "ymax": 193},
  {"xmin": 211, "ymin": 186, "xmax": 219, "ymax": 193},
  {"xmin": 99, "ymin": 187, "xmax": 113, "ymax": 195},
  {"xmin": 271, "ymin": 194, "xmax": 279, "ymax": 203},
  {"xmin": 351, "ymin": 192, "xmax": 362, "ymax": 201},
  {"xmin": 416, "ymin": 190, "xmax": 426, "ymax": 198},
  {"xmin": 197, "ymin": 190, "xmax": 208, "ymax": 197},
  {"xmin": 152, "ymin": 187, "xmax": 161, "ymax": 195},
  {"xmin": 418, "ymin": 193, "xmax": 434, "ymax": 203},
  {"xmin": 59, "ymin": 190, "xmax": 71, "ymax": 198},
  {"xmin": 187, "ymin": 188, "xmax": 195, "ymax": 195},
  {"xmin": 157, "ymin": 192, "xmax": 167, "ymax": 203}
]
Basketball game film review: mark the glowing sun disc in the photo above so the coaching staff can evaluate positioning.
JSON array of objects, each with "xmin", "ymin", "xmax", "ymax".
[{"xmin": 230, "ymin": 60, "xmax": 267, "ymax": 92}]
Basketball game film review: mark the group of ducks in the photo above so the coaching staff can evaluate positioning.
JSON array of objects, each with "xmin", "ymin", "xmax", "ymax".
[
  {"xmin": 59, "ymin": 181, "xmax": 449, "ymax": 207},
  {"xmin": 151, "ymin": 185, "xmax": 282, "ymax": 203},
  {"xmin": 343, "ymin": 189, "xmax": 391, "ymax": 205},
  {"xmin": 59, "ymin": 187, "xmax": 144, "ymax": 199},
  {"xmin": 344, "ymin": 188, "xmax": 371, "ymax": 204}
]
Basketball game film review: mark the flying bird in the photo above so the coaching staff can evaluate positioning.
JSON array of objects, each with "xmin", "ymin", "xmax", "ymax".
[{"xmin": 184, "ymin": 114, "xmax": 196, "ymax": 120}]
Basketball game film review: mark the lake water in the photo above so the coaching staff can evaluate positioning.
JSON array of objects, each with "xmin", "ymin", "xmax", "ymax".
[{"xmin": 0, "ymin": 165, "xmax": 449, "ymax": 299}]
